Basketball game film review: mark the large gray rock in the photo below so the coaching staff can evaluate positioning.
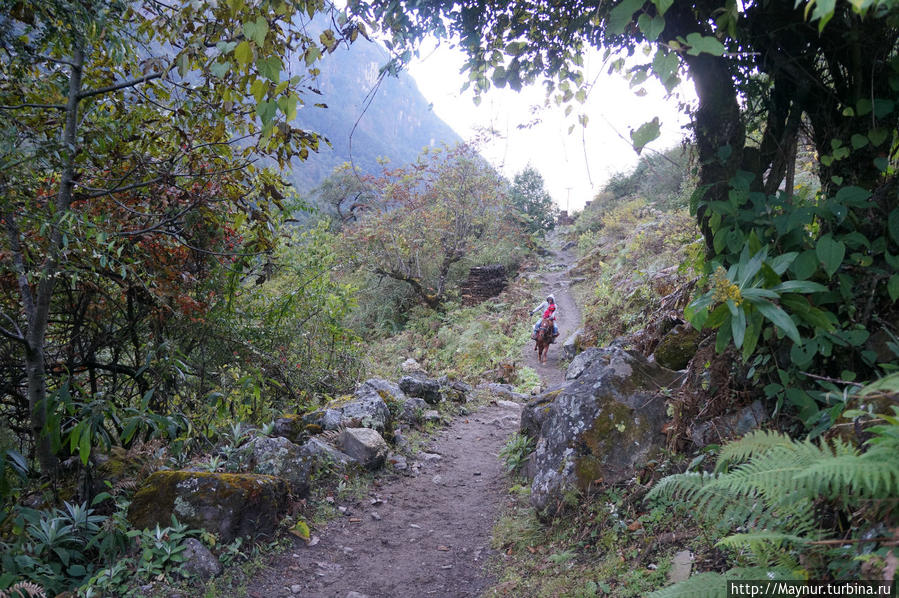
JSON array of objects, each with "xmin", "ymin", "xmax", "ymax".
[
  {"xmin": 180, "ymin": 537, "xmax": 222, "ymax": 580},
  {"xmin": 520, "ymin": 385, "xmax": 568, "ymax": 441},
  {"xmin": 566, "ymin": 347, "xmax": 606, "ymax": 380},
  {"xmin": 399, "ymin": 375, "xmax": 442, "ymax": 405},
  {"xmin": 338, "ymin": 428, "xmax": 388, "ymax": 470},
  {"xmin": 246, "ymin": 436, "xmax": 313, "ymax": 496},
  {"xmin": 530, "ymin": 347, "xmax": 680, "ymax": 515},
  {"xmin": 128, "ymin": 471, "xmax": 289, "ymax": 543}
]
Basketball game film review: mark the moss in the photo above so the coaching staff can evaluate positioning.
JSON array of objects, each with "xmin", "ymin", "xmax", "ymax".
[
  {"xmin": 575, "ymin": 402, "xmax": 638, "ymax": 488},
  {"xmin": 653, "ymin": 326, "xmax": 700, "ymax": 371},
  {"xmin": 305, "ymin": 424, "xmax": 323, "ymax": 434}
]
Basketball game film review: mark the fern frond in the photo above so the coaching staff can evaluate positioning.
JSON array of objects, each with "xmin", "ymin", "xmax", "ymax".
[
  {"xmin": 716, "ymin": 430, "xmax": 795, "ymax": 472},
  {"xmin": 716, "ymin": 531, "xmax": 809, "ymax": 551},
  {"xmin": 798, "ymin": 452, "xmax": 899, "ymax": 498},
  {"xmin": 647, "ymin": 572, "xmax": 727, "ymax": 598}
]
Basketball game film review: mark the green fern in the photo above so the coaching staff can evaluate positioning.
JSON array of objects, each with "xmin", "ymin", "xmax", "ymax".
[
  {"xmin": 646, "ymin": 572, "xmax": 727, "ymax": 598},
  {"xmin": 647, "ymin": 423, "xmax": 899, "ymax": 565}
]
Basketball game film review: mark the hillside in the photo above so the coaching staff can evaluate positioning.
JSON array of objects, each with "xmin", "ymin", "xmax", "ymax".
[{"xmin": 287, "ymin": 39, "xmax": 463, "ymax": 193}]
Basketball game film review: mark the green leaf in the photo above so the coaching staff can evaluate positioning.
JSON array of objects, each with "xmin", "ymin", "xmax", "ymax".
[
  {"xmin": 256, "ymin": 100, "xmax": 277, "ymax": 125},
  {"xmin": 608, "ymin": 0, "xmax": 645, "ymax": 35},
  {"xmin": 684, "ymin": 32, "xmax": 726, "ymax": 56},
  {"xmin": 770, "ymin": 280, "xmax": 828, "ymax": 294},
  {"xmin": 278, "ymin": 94, "xmax": 299, "ymax": 121},
  {"xmin": 888, "ymin": 209, "xmax": 899, "ymax": 244},
  {"xmin": 756, "ymin": 300, "xmax": 802, "ymax": 344},
  {"xmin": 290, "ymin": 519, "xmax": 311, "ymax": 541},
  {"xmin": 768, "ymin": 252, "xmax": 798, "ymax": 276},
  {"xmin": 210, "ymin": 61, "xmax": 231, "ymax": 78},
  {"xmin": 638, "ymin": 13, "xmax": 666, "ymax": 40},
  {"xmin": 889, "ymin": 275, "xmax": 899, "ymax": 302},
  {"xmin": 257, "ymin": 56, "xmax": 283, "ymax": 82},
  {"xmin": 730, "ymin": 303, "xmax": 746, "ymax": 348},
  {"xmin": 790, "ymin": 250, "xmax": 818, "ymax": 280},
  {"xmin": 234, "ymin": 41, "xmax": 253, "ymax": 67},
  {"xmin": 630, "ymin": 117, "xmax": 660, "ymax": 154},
  {"xmin": 868, "ymin": 127, "xmax": 889, "ymax": 147},
  {"xmin": 304, "ymin": 45, "xmax": 322, "ymax": 66},
  {"xmin": 815, "ymin": 234, "xmax": 845, "ymax": 277},
  {"xmin": 742, "ymin": 310, "xmax": 763, "ymax": 360},
  {"xmin": 715, "ymin": 321, "xmax": 733, "ymax": 353},
  {"xmin": 243, "ymin": 16, "xmax": 268, "ymax": 46},
  {"xmin": 850, "ymin": 133, "xmax": 869, "ymax": 149},
  {"xmin": 741, "ymin": 288, "xmax": 779, "ymax": 300},
  {"xmin": 79, "ymin": 425, "xmax": 91, "ymax": 466},
  {"xmin": 834, "ymin": 185, "xmax": 871, "ymax": 207},
  {"xmin": 685, "ymin": 292, "xmax": 714, "ymax": 329}
]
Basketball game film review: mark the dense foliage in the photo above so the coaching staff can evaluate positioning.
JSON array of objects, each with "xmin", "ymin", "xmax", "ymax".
[{"xmin": 510, "ymin": 166, "xmax": 558, "ymax": 234}]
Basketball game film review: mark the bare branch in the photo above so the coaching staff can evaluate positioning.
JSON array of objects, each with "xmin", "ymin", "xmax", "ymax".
[
  {"xmin": 0, "ymin": 103, "xmax": 66, "ymax": 110},
  {"xmin": 77, "ymin": 72, "xmax": 164, "ymax": 100}
]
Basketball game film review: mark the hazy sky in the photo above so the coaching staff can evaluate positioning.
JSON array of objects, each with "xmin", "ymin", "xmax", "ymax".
[{"xmin": 407, "ymin": 42, "xmax": 695, "ymax": 212}]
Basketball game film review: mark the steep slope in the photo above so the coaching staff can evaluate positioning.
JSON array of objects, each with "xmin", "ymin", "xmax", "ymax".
[{"xmin": 287, "ymin": 39, "xmax": 463, "ymax": 193}]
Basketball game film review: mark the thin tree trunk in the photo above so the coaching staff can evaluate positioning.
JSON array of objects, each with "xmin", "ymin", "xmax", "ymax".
[{"xmin": 21, "ymin": 43, "xmax": 85, "ymax": 474}]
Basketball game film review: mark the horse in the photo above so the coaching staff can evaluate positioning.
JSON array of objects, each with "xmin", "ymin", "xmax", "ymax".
[{"xmin": 534, "ymin": 317, "xmax": 554, "ymax": 364}]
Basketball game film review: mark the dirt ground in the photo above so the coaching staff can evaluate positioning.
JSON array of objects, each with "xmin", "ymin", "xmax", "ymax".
[{"xmin": 245, "ymin": 401, "xmax": 522, "ymax": 598}]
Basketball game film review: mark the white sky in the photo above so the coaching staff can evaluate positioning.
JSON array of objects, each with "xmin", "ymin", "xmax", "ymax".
[{"xmin": 407, "ymin": 42, "xmax": 696, "ymax": 213}]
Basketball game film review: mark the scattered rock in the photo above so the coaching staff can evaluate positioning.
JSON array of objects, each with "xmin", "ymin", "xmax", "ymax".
[
  {"xmin": 668, "ymin": 550, "xmax": 693, "ymax": 584},
  {"xmin": 127, "ymin": 471, "xmax": 289, "ymax": 543},
  {"xmin": 529, "ymin": 347, "xmax": 680, "ymax": 515},
  {"xmin": 290, "ymin": 584, "xmax": 303, "ymax": 594},
  {"xmin": 401, "ymin": 397, "xmax": 429, "ymax": 423},
  {"xmin": 474, "ymin": 382, "xmax": 528, "ymax": 402},
  {"xmin": 495, "ymin": 399, "xmax": 522, "ymax": 411},
  {"xmin": 337, "ymin": 428, "xmax": 388, "ymax": 470},
  {"xmin": 690, "ymin": 400, "xmax": 769, "ymax": 447},
  {"xmin": 301, "ymin": 437, "xmax": 357, "ymax": 470},
  {"xmin": 438, "ymin": 377, "xmax": 472, "ymax": 403},
  {"xmin": 339, "ymin": 383, "xmax": 394, "ymax": 434},
  {"xmin": 400, "ymin": 358, "xmax": 428, "ymax": 377},
  {"xmin": 520, "ymin": 386, "xmax": 565, "ymax": 441},
  {"xmin": 246, "ymin": 436, "xmax": 312, "ymax": 496},
  {"xmin": 423, "ymin": 409, "xmax": 441, "ymax": 423},
  {"xmin": 652, "ymin": 324, "xmax": 701, "ymax": 371},
  {"xmin": 180, "ymin": 537, "xmax": 222, "ymax": 580},
  {"xmin": 371, "ymin": 511, "xmax": 381, "ymax": 521},
  {"xmin": 271, "ymin": 415, "xmax": 305, "ymax": 443},
  {"xmin": 399, "ymin": 375, "xmax": 443, "ymax": 405},
  {"xmin": 388, "ymin": 453, "xmax": 408, "ymax": 471},
  {"xmin": 346, "ymin": 592, "xmax": 370, "ymax": 598},
  {"xmin": 432, "ymin": 475, "xmax": 443, "ymax": 485}
]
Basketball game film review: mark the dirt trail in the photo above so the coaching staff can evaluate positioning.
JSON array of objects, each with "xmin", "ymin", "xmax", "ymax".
[
  {"xmin": 246, "ymin": 402, "xmax": 521, "ymax": 598},
  {"xmin": 246, "ymin": 232, "xmax": 579, "ymax": 598},
  {"xmin": 522, "ymin": 229, "xmax": 582, "ymax": 388}
]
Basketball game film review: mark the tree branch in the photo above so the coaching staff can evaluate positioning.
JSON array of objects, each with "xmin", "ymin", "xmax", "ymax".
[
  {"xmin": 77, "ymin": 72, "xmax": 164, "ymax": 100},
  {"xmin": 0, "ymin": 103, "xmax": 66, "ymax": 110}
]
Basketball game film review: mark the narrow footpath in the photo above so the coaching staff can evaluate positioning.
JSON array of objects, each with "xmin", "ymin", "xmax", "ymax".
[{"xmin": 521, "ymin": 229, "xmax": 583, "ymax": 388}]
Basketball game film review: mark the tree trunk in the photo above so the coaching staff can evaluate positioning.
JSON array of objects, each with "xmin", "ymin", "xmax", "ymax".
[{"xmin": 21, "ymin": 43, "xmax": 85, "ymax": 474}]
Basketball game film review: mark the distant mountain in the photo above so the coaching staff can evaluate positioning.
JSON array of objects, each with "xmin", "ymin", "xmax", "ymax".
[{"xmin": 286, "ymin": 39, "xmax": 463, "ymax": 193}]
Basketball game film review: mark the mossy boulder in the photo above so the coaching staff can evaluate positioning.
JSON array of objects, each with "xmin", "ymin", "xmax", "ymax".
[
  {"xmin": 652, "ymin": 324, "xmax": 700, "ymax": 371},
  {"xmin": 398, "ymin": 375, "xmax": 442, "ymax": 405},
  {"xmin": 529, "ymin": 347, "xmax": 680, "ymax": 515},
  {"xmin": 246, "ymin": 436, "xmax": 313, "ymax": 496},
  {"xmin": 127, "ymin": 471, "xmax": 289, "ymax": 542}
]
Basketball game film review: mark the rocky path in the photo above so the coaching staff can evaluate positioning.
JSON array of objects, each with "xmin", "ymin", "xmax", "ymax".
[
  {"xmin": 246, "ymin": 401, "xmax": 521, "ymax": 598},
  {"xmin": 522, "ymin": 229, "xmax": 583, "ymax": 388}
]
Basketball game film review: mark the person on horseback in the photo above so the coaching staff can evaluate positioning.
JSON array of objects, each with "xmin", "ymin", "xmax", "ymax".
[{"xmin": 531, "ymin": 294, "xmax": 559, "ymax": 340}]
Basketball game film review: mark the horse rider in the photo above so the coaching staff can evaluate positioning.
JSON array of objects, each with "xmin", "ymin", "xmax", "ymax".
[{"xmin": 531, "ymin": 294, "xmax": 559, "ymax": 340}]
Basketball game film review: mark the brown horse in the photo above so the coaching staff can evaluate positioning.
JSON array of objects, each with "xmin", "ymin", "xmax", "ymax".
[{"xmin": 534, "ymin": 317, "xmax": 554, "ymax": 364}]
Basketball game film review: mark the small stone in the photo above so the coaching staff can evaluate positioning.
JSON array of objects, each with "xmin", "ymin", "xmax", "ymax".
[
  {"xmin": 473, "ymin": 471, "xmax": 481, "ymax": 476},
  {"xmin": 338, "ymin": 506, "xmax": 347, "ymax": 513},
  {"xmin": 441, "ymin": 565, "xmax": 453, "ymax": 569},
  {"xmin": 410, "ymin": 523, "xmax": 421, "ymax": 529},
  {"xmin": 346, "ymin": 592, "xmax": 370, "ymax": 598},
  {"xmin": 290, "ymin": 585, "xmax": 303, "ymax": 594},
  {"xmin": 432, "ymin": 475, "xmax": 443, "ymax": 485},
  {"xmin": 371, "ymin": 511, "xmax": 381, "ymax": 521}
]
